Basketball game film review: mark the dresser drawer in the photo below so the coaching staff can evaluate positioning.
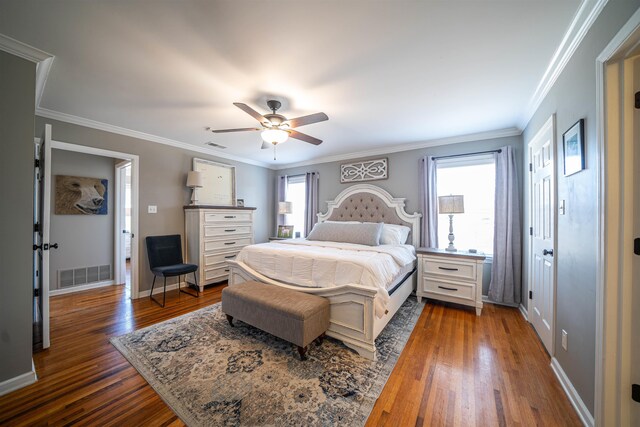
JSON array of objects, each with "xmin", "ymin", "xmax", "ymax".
[
  {"xmin": 203, "ymin": 225, "xmax": 252, "ymax": 238},
  {"xmin": 204, "ymin": 211, "xmax": 253, "ymax": 223},
  {"xmin": 204, "ymin": 250, "xmax": 239, "ymax": 267},
  {"xmin": 204, "ymin": 237, "xmax": 252, "ymax": 252},
  {"xmin": 423, "ymin": 258, "xmax": 476, "ymax": 281},
  {"xmin": 422, "ymin": 277, "xmax": 475, "ymax": 301},
  {"xmin": 204, "ymin": 264, "xmax": 230, "ymax": 282}
]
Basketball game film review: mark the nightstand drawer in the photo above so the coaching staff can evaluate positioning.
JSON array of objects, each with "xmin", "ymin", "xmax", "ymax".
[
  {"xmin": 422, "ymin": 277, "xmax": 475, "ymax": 301},
  {"xmin": 423, "ymin": 258, "xmax": 476, "ymax": 281}
]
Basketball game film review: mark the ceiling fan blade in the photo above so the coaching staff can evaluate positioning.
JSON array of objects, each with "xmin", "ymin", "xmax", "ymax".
[
  {"xmin": 260, "ymin": 141, "xmax": 271, "ymax": 149},
  {"xmin": 210, "ymin": 127, "xmax": 261, "ymax": 133},
  {"xmin": 233, "ymin": 102, "xmax": 268, "ymax": 124},
  {"xmin": 287, "ymin": 112, "xmax": 328, "ymax": 128},
  {"xmin": 289, "ymin": 130, "xmax": 323, "ymax": 145}
]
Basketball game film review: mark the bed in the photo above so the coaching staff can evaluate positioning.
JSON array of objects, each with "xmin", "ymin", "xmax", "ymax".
[{"xmin": 227, "ymin": 184, "xmax": 422, "ymax": 360}]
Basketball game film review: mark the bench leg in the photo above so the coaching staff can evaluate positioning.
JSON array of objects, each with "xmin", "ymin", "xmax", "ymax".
[
  {"xmin": 315, "ymin": 333, "xmax": 326, "ymax": 346},
  {"xmin": 226, "ymin": 314, "xmax": 234, "ymax": 327},
  {"xmin": 298, "ymin": 346, "xmax": 307, "ymax": 361}
]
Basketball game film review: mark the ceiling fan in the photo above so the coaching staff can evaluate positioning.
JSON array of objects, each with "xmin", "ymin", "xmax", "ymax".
[{"xmin": 208, "ymin": 100, "xmax": 328, "ymax": 159}]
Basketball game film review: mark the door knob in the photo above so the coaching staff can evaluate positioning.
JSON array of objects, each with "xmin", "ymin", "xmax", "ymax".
[{"xmin": 543, "ymin": 249, "xmax": 554, "ymax": 256}]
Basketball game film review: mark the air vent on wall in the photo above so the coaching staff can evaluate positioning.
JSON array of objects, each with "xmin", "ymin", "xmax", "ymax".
[
  {"xmin": 205, "ymin": 141, "xmax": 227, "ymax": 149},
  {"xmin": 58, "ymin": 264, "xmax": 112, "ymax": 288}
]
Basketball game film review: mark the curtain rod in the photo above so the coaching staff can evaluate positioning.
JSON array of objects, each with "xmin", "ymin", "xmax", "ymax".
[{"xmin": 432, "ymin": 149, "xmax": 501, "ymax": 161}]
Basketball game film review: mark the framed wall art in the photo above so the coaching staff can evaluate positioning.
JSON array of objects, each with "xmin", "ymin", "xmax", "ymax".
[
  {"xmin": 55, "ymin": 175, "xmax": 108, "ymax": 215},
  {"xmin": 192, "ymin": 158, "xmax": 236, "ymax": 206},
  {"xmin": 563, "ymin": 119, "xmax": 585, "ymax": 176}
]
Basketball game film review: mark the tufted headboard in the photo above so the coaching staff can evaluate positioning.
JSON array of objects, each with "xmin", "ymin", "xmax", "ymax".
[{"xmin": 317, "ymin": 184, "xmax": 422, "ymax": 247}]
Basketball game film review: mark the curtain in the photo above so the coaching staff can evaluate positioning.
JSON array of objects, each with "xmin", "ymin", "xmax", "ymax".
[
  {"xmin": 419, "ymin": 156, "xmax": 438, "ymax": 247},
  {"xmin": 489, "ymin": 146, "xmax": 522, "ymax": 304},
  {"xmin": 277, "ymin": 175, "xmax": 287, "ymax": 227},
  {"xmin": 304, "ymin": 172, "xmax": 320, "ymax": 236}
]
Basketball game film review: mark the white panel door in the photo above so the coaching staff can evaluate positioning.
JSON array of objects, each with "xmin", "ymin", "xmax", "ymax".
[
  {"xmin": 631, "ymin": 55, "xmax": 640, "ymax": 424},
  {"xmin": 528, "ymin": 116, "xmax": 556, "ymax": 354}
]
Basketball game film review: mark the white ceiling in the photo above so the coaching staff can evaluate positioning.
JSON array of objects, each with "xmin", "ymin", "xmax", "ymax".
[{"xmin": 0, "ymin": 0, "xmax": 587, "ymax": 168}]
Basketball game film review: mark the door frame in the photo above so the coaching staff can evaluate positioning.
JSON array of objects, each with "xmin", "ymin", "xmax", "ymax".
[
  {"xmin": 47, "ymin": 139, "xmax": 141, "ymax": 299},
  {"xmin": 595, "ymin": 8, "xmax": 640, "ymax": 426},
  {"xmin": 526, "ymin": 114, "xmax": 557, "ymax": 356},
  {"xmin": 114, "ymin": 160, "xmax": 132, "ymax": 288}
]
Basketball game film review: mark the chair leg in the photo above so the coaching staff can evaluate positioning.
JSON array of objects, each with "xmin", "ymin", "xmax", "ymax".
[
  {"xmin": 179, "ymin": 272, "xmax": 198, "ymax": 298},
  {"xmin": 150, "ymin": 276, "xmax": 166, "ymax": 308},
  {"xmin": 150, "ymin": 276, "xmax": 156, "ymax": 300},
  {"xmin": 162, "ymin": 277, "xmax": 167, "ymax": 307},
  {"xmin": 193, "ymin": 271, "xmax": 199, "ymax": 296}
]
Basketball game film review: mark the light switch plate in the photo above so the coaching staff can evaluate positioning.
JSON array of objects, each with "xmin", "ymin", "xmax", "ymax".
[
  {"xmin": 148, "ymin": 205, "xmax": 157, "ymax": 214},
  {"xmin": 559, "ymin": 200, "xmax": 566, "ymax": 215},
  {"xmin": 562, "ymin": 330, "xmax": 568, "ymax": 350}
]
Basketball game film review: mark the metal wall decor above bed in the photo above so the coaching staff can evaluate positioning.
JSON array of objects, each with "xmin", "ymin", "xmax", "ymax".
[{"xmin": 340, "ymin": 158, "xmax": 388, "ymax": 183}]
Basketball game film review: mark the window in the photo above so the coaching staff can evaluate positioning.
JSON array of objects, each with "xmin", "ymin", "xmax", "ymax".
[
  {"xmin": 285, "ymin": 175, "xmax": 306, "ymax": 238},
  {"xmin": 436, "ymin": 155, "xmax": 495, "ymax": 255}
]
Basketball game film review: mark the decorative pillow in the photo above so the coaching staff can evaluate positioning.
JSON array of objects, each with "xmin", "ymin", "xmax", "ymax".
[
  {"xmin": 307, "ymin": 222, "xmax": 383, "ymax": 246},
  {"xmin": 380, "ymin": 223, "xmax": 411, "ymax": 245}
]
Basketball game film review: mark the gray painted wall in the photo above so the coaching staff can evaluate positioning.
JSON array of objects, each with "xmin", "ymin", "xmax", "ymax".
[
  {"xmin": 0, "ymin": 51, "xmax": 35, "ymax": 383},
  {"xmin": 49, "ymin": 150, "xmax": 115, "ymax": 290},
  {"xmin": 278, "ymin": 134, "xmax": 524, "ymax": 295},
  {"xmin": 522, "ymin": 0, "xmax": 640, "ymax": 414},
  {"xmin": 35, "ymin": 117, "xmax": 276, "ymax": 293}
]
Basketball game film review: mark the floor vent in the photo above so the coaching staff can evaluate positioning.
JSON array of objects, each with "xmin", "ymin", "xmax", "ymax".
[{"xmin": 58, "ymin": 264, "xmax": 112, "ymax": 288}]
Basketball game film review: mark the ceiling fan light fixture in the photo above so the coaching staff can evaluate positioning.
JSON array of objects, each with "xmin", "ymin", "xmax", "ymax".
[{"xmin": 261, "ymin": 128, "xmax": 289, "ymax": 145}]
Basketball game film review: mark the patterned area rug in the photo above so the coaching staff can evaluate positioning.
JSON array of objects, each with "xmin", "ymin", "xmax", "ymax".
[{"xmin": 111, "ymin": 298, "xmax": 423, "ymax": 426}]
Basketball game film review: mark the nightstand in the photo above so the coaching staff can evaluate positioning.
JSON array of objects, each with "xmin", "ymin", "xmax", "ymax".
[{"xmin": 416, "ymin": 247, "xmax": 486, "ymax": 315}]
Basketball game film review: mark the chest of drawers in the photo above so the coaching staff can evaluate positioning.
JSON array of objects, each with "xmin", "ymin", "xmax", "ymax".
[
  {"xmin": 416, "ymin": 248, "xmax": 486, "ymax": 315},
  {"xmin": 184, "ymin": 206, "xmax": 256, "ymax": 291}
]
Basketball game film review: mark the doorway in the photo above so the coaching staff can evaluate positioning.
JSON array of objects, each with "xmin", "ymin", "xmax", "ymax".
[
  {"xmin": 596, "ymin": 8, "xmax": 640, "ymax": 425},
  {"xmin": 115, "ymin": 161, "xmax": 132, "ymax": 294}
]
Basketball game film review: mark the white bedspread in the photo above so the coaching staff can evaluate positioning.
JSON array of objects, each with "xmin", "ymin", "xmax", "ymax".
[{"xmin": 235, "ymin": 239, "xmax": 416, "ymax": 317}]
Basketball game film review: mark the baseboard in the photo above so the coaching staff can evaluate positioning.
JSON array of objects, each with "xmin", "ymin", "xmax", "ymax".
[
  {"xmin": 550, "ymin": 357, "xmax": 594, "ymax": 427},
  {"xmin": 0, "ymin": 361, "xmax": 38, "ymax": 397},
  {"xmin": 518, "ymin": 303, "xmax": 528, "ymax": 321},
  {"xmin": 49, "ymin": 280, "xmax": 115, "ymax": 296},
  {"xmin": 137, "ymin": 281, "xmax": 186, "ymax": 298}
]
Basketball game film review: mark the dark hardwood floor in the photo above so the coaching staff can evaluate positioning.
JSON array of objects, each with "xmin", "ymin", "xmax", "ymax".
[{"xmin": 0, "ymin": 285, "xmax": 580, "ymax": 426}]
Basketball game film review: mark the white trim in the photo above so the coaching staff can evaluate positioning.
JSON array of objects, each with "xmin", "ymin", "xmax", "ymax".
[
  {"xmin": 594, "ymin": 8, "xmax": 640, "ymax": 427},
  {"xmin": 114, "ymin": 160, "xmax": 132, "ymax": 287},
  {"xmin": 137, "ymin": 281, "xmax": 183, "ymax": 298},
  {"xmin": 316, "ymin": 183, "xmax": 422, "ymax": 247},
  {"xmin": 481, "ymin": 295, "xmax": 519, "ymax": 308},
  {"xmin": 37, "ymin": 107, "xmax": 271, "ymax": 168},
  {"xmin": 48, "ymin": 138, "xmax": 141, "ymax": 300},
  {"xmin": 0, "ymin": 34, "xmax": 55, "ymax": 107},
  {"xmin": 49, "ymin": 280, "xmax": 115, "ymax": 296},
  {"xmin": 0, "ymin": 365, "xmax": 37, "ymax": 397},
  {"xmin": 551, "ymin": 357, "xmax": 595, "ymax": 427},
  {"xmin": 276, "ymin": 128, "xmax": 521, "ymax": 170},
  {"xmin": 519, "ymin": 303, "xmax": 529, "ymax": 322},
  {"xmin": 519, "ymin": 0, "xmax": 609, "ymax": 128}
]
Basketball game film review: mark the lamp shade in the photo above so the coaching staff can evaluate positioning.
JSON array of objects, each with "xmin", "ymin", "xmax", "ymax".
[
  {"xmin": 438, "ymin": 195, "xmax": 464, "ymax": 214},
  {"xmin": 261, "ymin": 128, "xmax": 289, "ymax": 145},
  {"xmin": 278, "ymin": 201, "xmax": 293, "ymax": 215},
  {"xmin": 186, "ymin": 171, "xmax": 204, "ymax": 188}
]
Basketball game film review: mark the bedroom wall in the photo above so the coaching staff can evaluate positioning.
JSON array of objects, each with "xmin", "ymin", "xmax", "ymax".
[
  {"xmin": 49, "ymin": 149, "xmax": 115, "ymax": 291},
  {"xmin": 277, "ymin": 134, "xmax": 524, "ymax": 297},
  {"xmin": 0, "ymin": 51, "xmax": 35, "ymax": 385},
  {"xmin": 35, "ymin": 117, "xmax": 276, "ymax": 294},
  {"xmin": 522, "ymin": 0, "xmax": 640, "ymax": 415}
]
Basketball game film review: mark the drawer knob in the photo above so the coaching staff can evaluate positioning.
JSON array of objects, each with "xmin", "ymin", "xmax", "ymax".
[
  {"xmin": 438, "ymin": 266, "xmax": 459, "ymax": 271},
  {"xmin": 224, "ymin": 242, "xmax": 237, "ymax": 245},
  {"xmin": 224, "ymin": 215, "xmax": 236, "ymax": 219},
  {"xmin": 438, "ymin": 285, "xmax": 457, "ymax": 291},
  {"xmin": 225, "ymin": 229, "xmax": 237, "ymax": 232},
  {"xmin": 224, "ymin": 255, "xmax": 236, "ymax": 259}
]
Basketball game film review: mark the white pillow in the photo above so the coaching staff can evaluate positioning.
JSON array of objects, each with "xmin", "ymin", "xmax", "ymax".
[
  {"xmin": 307, "ymin": 222, "xmax": 383, "ymax": 246},
  {"xmin": 380, "ymin": 223, "xmax": 411, "ymax": 245}
]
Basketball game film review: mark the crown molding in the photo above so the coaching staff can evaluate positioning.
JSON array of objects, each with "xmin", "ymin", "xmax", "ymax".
[
  {"xmin": 36, "ymin": 107, "xmax": 272, "ymax": 169},
  {"xmin": 274, "ymin": 127, "xmax": 522, "ymax": 170},
  {"xmin": 519, "ymin": 0, "xmax": 609, "ymax": 129},
  {"xmin": 0, "ymin": 33, "xmax": 54, "ymax": 107}
]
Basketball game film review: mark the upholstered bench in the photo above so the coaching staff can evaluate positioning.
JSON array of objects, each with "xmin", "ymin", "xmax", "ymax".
[{"xmin": 221, "ymin": 281, "xmax": 330, "ymax": 360}]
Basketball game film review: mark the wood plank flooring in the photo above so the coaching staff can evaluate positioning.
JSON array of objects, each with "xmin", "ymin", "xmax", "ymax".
[{"xmin": 0, "ymin": 285, "xmax": 581, "ymax": 426}]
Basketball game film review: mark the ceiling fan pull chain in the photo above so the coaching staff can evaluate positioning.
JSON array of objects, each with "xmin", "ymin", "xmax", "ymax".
[{"xmin": 273, "ymin": 144, "xmax": 277, "ymax": 160}]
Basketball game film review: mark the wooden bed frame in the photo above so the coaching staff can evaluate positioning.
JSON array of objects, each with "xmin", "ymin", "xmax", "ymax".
[{"xmin": 227, "ymin": 184, "xmax": 422, "ymax": 360}]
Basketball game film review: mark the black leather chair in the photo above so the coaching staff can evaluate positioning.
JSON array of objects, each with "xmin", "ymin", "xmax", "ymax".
[{"xmin": 145, "ymin": 235, "xmax": 199, "ymax": 307}]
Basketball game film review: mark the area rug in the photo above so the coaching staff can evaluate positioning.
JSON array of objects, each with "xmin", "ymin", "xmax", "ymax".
[{"xmin": 110, "ymin": 298, "xmax": 423, "ymax": 426}]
